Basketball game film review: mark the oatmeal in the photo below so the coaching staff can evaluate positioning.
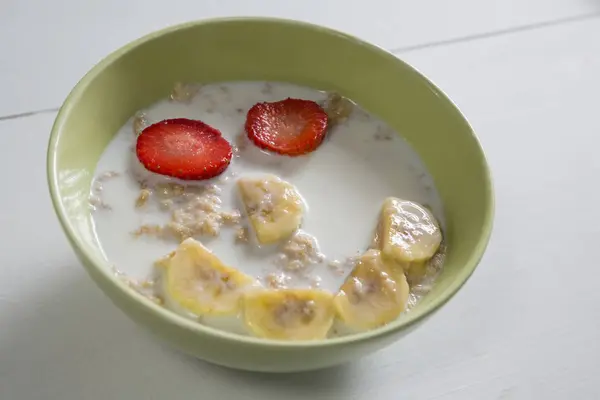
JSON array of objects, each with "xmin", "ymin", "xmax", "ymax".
[
  {"xmin": 90, "ymin": 81, "xmax": 445, "ymax": 339},
  {"xmin": 272, "ymin": 231, "xmax": 325, "ymax": 282},
  {"xmin": 112, "ymin": 266, "xmax": 162, "ymax": 305},
  {"xmin": 235, "ymin": 226, "xmax": 249, "ymax": 243},
  {"xmin": 263, "ymin": 271, "xmax": 291, "ymax": 289},
  {"xmin": 322, "ymin": 92, "xmax": 354, "ymax": 125},
  {"xmin": 327, "ymin": 257, "xmax": 357, "ymax": 276},
  {"xmin": 133, "ymin": 112, "xmax": 148, "ymax": 136},
  {"xmin": 130, "ymin": 182, "xmax": 242, "ymax": 241},
  {"xmin": 135, "ymin": 188, "xmax": 151, "ymax": 208},
  {"xmin": 89, "ymin": 171, "xmax": 119, "ymax": 210},
  {"xmin": 170, "ymin": 82, "xmax": 200, "ymax": 103}
]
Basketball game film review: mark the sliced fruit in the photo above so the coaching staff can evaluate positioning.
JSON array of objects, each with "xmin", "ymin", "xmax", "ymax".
[
  {"xmin": 333, "ymin": 249, "xmax": 409, "ymax": 331},
  {"xmin": 243, "ymin": 289, "xmax": 335, "ymax": 340},
  {"xmin": 161, "ymin": 238, "xmax": 255, "ymax": 315},
  {"xmin": 136, "ymin": 118, "xmax": 232, "ymax": 180},
  {"xmin": 237, "ymin": 175, "xmax": 304, "ymax": 244},
  {"xmin": 245, "ymin": 98, "xmax": 328, "ymax": 156},
  {"xmin": 379, "ymin": 197, "xmax": 442, "ymax": 264}
]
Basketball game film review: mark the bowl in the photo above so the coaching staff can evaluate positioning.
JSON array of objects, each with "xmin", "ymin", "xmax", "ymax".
[{"xmin": 47, "ymin": 17, "xmax": 494, "ymax": 372}]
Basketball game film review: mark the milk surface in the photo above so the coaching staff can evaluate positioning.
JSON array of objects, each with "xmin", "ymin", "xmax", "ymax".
[{"xmin": 90, "ymin": 81, "xmax": 444, "ymax": 296}]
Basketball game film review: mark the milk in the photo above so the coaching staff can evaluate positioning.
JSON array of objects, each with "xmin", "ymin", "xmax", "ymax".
[{"xmin": 90, "ymin": 81, "xmax": 444, "ymax": 327}]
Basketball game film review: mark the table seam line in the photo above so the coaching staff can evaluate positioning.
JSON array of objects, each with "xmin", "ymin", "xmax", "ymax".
[
  {"xmin": 390, "ymin": 11, "xmax": 600, "ymax": 54},
  {"xmin": 2, "ymin": 11, "xmax": 600, "ymax": 122},
  {"xmin": 0, "ymin": 108, "xmax": 60, "ymax": 122}
]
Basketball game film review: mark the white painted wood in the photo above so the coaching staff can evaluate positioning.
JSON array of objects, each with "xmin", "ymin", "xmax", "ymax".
[
  {"xmin": 1, "ymin": 0, "xmax": 599, "ymax": 116},
  {"xmin": 2, "ymin": 9, "xmax": 600, "ymax": 400}
]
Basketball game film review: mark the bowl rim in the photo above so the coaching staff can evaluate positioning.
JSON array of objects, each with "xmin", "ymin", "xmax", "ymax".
[{"xmin": 47, "ymin": 16, "xmax": 494, "ymax": 349}]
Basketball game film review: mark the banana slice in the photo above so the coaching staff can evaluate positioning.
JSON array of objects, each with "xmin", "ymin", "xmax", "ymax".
[
  {"xmin": 159, "ymin": 238, "xmax": 256, "ymax": 316},
  {"xmin": 237, "ymin": 175, "xmax": 304, "ymax": 244},
  {"xmin": 379, "ymin": 197, "xmax": 442, "ymax": 264},
  {"xmin": 243, "ymin": 289, "xmax": 334, "ymax": 340},
  {"xmin": 333, "ymin": 249, "xmax": 409, "ymax": 331}
]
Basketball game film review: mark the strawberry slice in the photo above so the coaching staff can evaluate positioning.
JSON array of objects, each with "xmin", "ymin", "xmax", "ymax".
[
  {"xmin": 245, "ymin": 98, "xmax": 328, "ymax": 156},
  {"xmin": 136, "ymin": 118, "xmax": 232, "ymax": 180}
]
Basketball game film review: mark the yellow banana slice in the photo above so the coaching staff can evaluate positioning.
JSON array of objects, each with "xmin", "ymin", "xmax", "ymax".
[
  {"xmin": 237, "ymin": 175, "xmax": 304, "ymax": 244},
  {"xmin": 333, "ymin": 249, "xmax": 409, "ymax": 331},
  {"xmin": 159, "ymin": 238, "xmax": 256, "ymax": 316},
  {"xmin": 379, "ymin": 197, "xmax": 442, "ymax": 264},
  {"xmin": 243, "ymin": 289, "xmax": 335, "ymax": 340}
]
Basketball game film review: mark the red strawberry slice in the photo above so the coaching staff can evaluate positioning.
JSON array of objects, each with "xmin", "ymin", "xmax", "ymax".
[
  {"xmin": 136, "ymin": 118, "xmax": 232, "ymax": 180},
  {"xmin": 245, "ymin": 98, "xmax": 328, "ymax": 156}
]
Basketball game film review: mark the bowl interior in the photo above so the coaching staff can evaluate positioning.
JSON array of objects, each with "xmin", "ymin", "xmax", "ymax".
[{"xmin": 48, "ymin": 18, "xmax": 493, "ymax": 344}]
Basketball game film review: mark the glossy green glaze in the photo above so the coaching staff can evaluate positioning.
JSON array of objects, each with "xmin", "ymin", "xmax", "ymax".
[{"xmin": 47, "ymin": 17, "xmax": 494, "ymax": 372}]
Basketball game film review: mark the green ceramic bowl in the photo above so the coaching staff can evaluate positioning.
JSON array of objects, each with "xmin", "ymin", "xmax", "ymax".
[{"xmin": 47, "ymin": 17, "xmax": 493, "ymax": 372}]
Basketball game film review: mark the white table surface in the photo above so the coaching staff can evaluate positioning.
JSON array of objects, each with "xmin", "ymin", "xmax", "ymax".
[{"xmin": 2, "ymin": 2, "xmax": 600, "ymax": 399}]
